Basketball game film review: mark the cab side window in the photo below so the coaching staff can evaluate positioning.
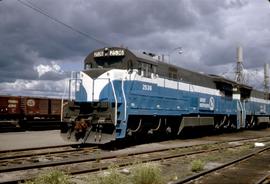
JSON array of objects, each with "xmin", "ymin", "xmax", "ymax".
[
  {"xmin": 168, "ymin": 67, "xmax": 178, "ymax": 80},
  {"xmin": 85, "ymin": 63, "xmax": 92, "ymax": 70},
  {"xmin": 138, "ymin": 62, "xmax": 157, "ymax": 78}
]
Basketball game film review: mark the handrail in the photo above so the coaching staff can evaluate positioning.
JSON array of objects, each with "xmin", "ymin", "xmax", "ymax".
[
  {"xmin": 129, "ymin": 70, "xmax": 138, "ymax": 93},
  {"xmin": 238, "ymin": 100, "xmax": 243, "ymax": 128},
  {"xmin": 67, "ymin": 71, "xmax": 81, "ymax": 101},
  {"xmin": 243, "ymin": 100, "xmax": 246, "ymax": 127},
  {"xmin": 110, "ymin": 79, "xmax": 118, "ymax": 126},
  {"xmin": 121, "ymin": 79, "xmax": 127, "ymax": 121}
]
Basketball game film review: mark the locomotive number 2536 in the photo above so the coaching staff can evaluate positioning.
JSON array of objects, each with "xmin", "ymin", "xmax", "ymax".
[{"xmin": 142, "ymin": 84, "xmax": 152, "ymax": 91}]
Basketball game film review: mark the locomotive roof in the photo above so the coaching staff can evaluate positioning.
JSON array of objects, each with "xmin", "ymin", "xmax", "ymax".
[
  {"xmin": 131, "ymin": 50, "xmax": 159, "ymax": 64},
  {"xmin": 129, "ymin": 48, "xmax": 254, "ymax": 92},
  {"xmin": 86, "ymin": 47, "xmax": 255, "ymax": 92},
  {"xmin": 132, "ymin": 50, "xmax": 253, "ymax": 90},
  {"xmin": 208, "ymin": 74, "xmax": 252, "ymax": 90}
]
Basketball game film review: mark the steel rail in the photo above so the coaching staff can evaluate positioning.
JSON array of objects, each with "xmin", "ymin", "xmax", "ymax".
[
  {"xmin": 254, "ymin": 174, "xmax": 270, "ymax": 184},
  {"xmin": 0, "ymin": 144, "xmax": 80, "ymax": 154},
  {"xmin": 0, "ymin": 147, "xmax": 84, "ymax": 161}
]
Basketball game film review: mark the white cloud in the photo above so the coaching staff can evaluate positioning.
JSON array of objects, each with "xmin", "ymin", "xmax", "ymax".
[
  {"xmin": 34, "ymin": 61, "xmax": 64, "ymax": 78},
  {"xmin": 0, "ymin": 79, "xmax": 69, "ymax": 98}
]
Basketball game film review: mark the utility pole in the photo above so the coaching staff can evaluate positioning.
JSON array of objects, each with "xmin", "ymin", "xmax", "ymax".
[
  {"xmin": 264, "ymin": 63, "xmax": 269, "ymax": 99},
  {"xmin": 167, "ymin": 47, "xmax": 183, "ymax": 63}
]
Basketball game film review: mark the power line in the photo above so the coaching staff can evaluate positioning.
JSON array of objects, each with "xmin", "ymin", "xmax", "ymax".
[
  {"xmin": 17, "ymin": 0, "xmax": 111, "ymax": 46},
  {"xmin": 220, "ymin": 63, "xmax": 235, "ymax": 76},
  {"xmin": 245, "ymin": 68, "xmax": 264, "ymax": 89}
]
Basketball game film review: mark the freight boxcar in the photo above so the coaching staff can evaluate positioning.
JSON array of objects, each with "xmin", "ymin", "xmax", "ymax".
[
  {"xmin": 0, "ymin": 95, "xmax": 63, "ymax": 131},
  {"xmin": 21, "ymin": 97, "xmax": 61, "ymax": 120},
  {"xmin": 0, "ymin": 96, "xmax": 21, "ymax": 128}
]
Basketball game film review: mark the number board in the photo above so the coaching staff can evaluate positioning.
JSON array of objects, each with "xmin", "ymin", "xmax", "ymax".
[{"xmin": 94, "ymin": 49, "xmax": 125, "ymax": 57}]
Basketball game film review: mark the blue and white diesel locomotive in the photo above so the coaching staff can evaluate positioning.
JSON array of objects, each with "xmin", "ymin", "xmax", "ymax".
[{"xmin": 60, "ymin": 47, "xmax": 270, "ymax": 144}]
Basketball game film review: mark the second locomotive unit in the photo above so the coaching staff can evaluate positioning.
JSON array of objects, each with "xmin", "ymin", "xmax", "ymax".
[{"xmin": 61, "ymin": 47, "xmax": 270, "ymax": 144}]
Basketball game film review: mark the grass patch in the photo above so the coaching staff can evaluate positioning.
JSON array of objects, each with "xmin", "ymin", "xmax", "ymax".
[
  {"xmin": 222, "ymin": 143, "xmax": 254, "ymax": 157},
  {"xmin": 25, "ymin": 169, "xmax": 70, "ymax": 184},
  {"xmin": 131, "ymin": 162, "xmax": 163, "ymax": 184},
  {"xmin": 191, "ymin": 159, "xmax": 204, "ymax": 172},
  {"xmin": 88, "ymin": 162, "xmax": 163, "ymax": 184}
]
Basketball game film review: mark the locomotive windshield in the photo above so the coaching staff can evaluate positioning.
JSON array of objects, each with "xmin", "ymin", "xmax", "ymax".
[{"xmin": 97, "ymin": 57, "xmax": 123, "ymax": 68}]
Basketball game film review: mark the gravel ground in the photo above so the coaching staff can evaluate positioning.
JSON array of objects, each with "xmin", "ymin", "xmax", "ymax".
[{"xmin": 0, "ymin": 130, "xmax": 74, "ymax": 150}]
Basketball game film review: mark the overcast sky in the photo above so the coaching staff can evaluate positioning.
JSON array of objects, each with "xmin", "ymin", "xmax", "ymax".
[{"xmin": 0, "ymin": 0, "xmax": 270, "ymax": 97}]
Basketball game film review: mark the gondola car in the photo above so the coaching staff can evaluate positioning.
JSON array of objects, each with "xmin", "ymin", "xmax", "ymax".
[{"xmin": 60, "ymin": 47, "xmax": 270, "ymax": 144}]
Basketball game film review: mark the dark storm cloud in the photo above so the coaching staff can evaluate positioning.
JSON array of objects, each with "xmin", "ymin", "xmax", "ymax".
[
  {"xmin": 95, "ymin": 0, "xmax": 199, "ymax": 35},
  {"xmin": 0, "ymin": 0, "xmax": 89, "ymax": 83},
  {"xmin": 0, "ymin": 0, "xmax": 269, "ymax": 95}
]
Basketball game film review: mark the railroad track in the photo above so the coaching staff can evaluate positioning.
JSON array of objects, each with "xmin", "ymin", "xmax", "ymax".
[
  {"xmin": 255, "ymin": 174, "xmax": 270, "ymax": 184},
  {"xmin": 1, "ymin": 136, "xmax": 270, "ymax": 183},
  {"xmin": 0, "ymin": 144, "xmax": 98, "ymax": 168},
  {"xmin": 172, "ymin": 146, "xmax": 270, "ymax": 184}
]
